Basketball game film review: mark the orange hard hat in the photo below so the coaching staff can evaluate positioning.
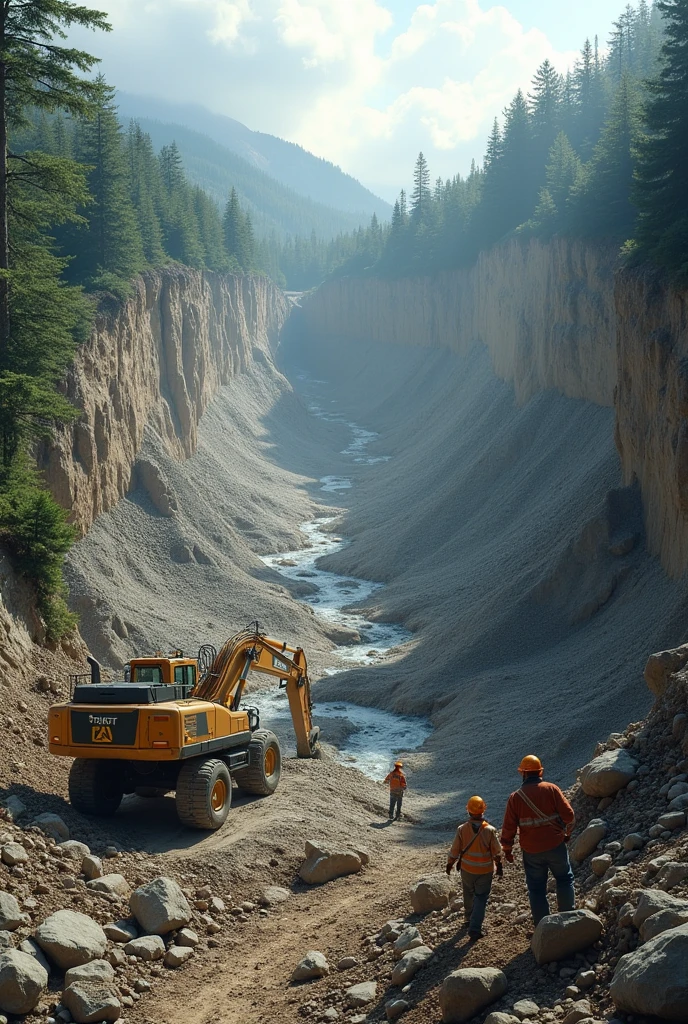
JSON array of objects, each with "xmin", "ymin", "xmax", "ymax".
[
  {"xmin": 518, "ymin": 755, "xmax": 543, "ymax": 774},
  {"xmin": 394, "ymin": 761, "xmax": 403, "ymax": 768},
  {"xmin": 466, "ymin": 796, "xmax": 486, "ymax": 815}
]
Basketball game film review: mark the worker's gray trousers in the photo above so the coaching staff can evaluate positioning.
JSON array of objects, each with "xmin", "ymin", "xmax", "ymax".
[
  {"xmin": 461, "ymin": 869, "xmax": 493, "ymax": 934},
  {"xmin": 389, "ymin": 792, "xmax": 403, "ymax": 818}
]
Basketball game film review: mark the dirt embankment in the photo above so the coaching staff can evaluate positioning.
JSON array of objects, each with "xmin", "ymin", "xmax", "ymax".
[{"xmin": 41, "ymin": 268, "xmax": 288, "ymax": 536}]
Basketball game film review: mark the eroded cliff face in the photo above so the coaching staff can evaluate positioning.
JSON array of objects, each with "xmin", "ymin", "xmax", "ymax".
[
  {"xmin": 42, "ymin": 268, "xmax": 288, "ymax": 534},
  {"xmin": 615, "ymin": 268, "xmax": 688, "ymax": 577},
  {"xmin": 303, "ymin": 237, "xmax": 618, "ymax": 407}
]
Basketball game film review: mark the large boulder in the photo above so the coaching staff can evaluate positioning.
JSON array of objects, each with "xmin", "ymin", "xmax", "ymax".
[
  {"xmin": 610, "ymin": 921, "xmax": 688, "ymax": 1019},
  {"xmin": 129, "ymin": 877, "xmax": 191, "ymax": 936},
  {"xmin": 17, "ymin": 938, "xmax": 50, "ymax": 975},
  {"xmin": 31, "ymin": 812, "xmax": 69, "ymax": 842},
  {"xmin": 571, "ymin": 819, "xmax": 607, "ymax": 863},
  {"xmin": 65, "ymin": 960, "xmax": 115, "ymax": 986},
  {"xmin": 644, "ymin": 643, "xmax": 688, "ymax": 697},
  {"xmin": 291, "ymin": 951, "xmax": 330, "ymax": 982},
  {"xmin": 657, "ymin": 862, "xmax": 688, "ymax": 891},
  {"xmin": 410, "ymin": 875, "xmax": 452, "ymax": 914},
  {"xmin": 393, "ymin": 926, "xmax": 424, "ymax": 958},
  {"xmin": 0, "ymin": 950, "xmax": 48, "ymax": 1014},
  {"xmin": 62, "ymin": 979, "xmax": 121, "ymax": 1023},
  {"xmin": 0, "ymin": 892, "xmax": 22, "ymax": 931},
  {"xmin": 579, "ymin": 749, "xmax": 637, "ymax": 797},
  {"xmin": 439, "ymin": 967, "xmax": 508, "ymax": 1024},
  {"xmin": 345, "ymin": 981, "xmax": 377, "ymax": 1008},
  {"xmin": 390, "ymin": 946, "xmax": 432, "ymax": 986},
  {"xmin": 640, "ymin": 908, "xmax": 688, "ymax": 943},
  {"xmin": 86, "ymin": 874, "xmax": 129, "ymax": 897},
  {"xmin": 123, "ymin": 936, "xmax": 165, "ymax": 962},
  {"xmin": 298, "ymin": 841, "xmax": 362, "ymax": 885},
  {"xmin": 531, "ymin": 910, "xmax": 603, "ymax": 965},
  {"xmin": 632, "ymin": 889, "xmax": 688, "ymax": 929},
  {"xmin": 35, "ymin": 911, "xmax": 107, "ymax": 969}
]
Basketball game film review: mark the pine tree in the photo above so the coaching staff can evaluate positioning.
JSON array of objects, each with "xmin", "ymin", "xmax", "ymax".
[
  {"xmin": 571, "ymin": 73, "xmax": 641, "ymax": 237},
  {"xmin": 634, "ymin": 0, "xmax": 688, "ymax": 276},
  {"xmin": 410, "ymin": 152, "xmax": 431, "ymax": 220},
  {"xmin": 158, "ymin": 142, "xmax": 203, "ymax": 267},
  {"xmin": 534, "ymin": 132, "xmax": 583, "ymax": 231},
  {"xmin": 70, "ymin": 76, "xmax": 144, "ymax": 290},
  {"xmin": 223, "ymin": 188, "xmax": 246, "ymax": 271},
  {"xmin": 193, "ymin": 187, "xmax": 226, "ymax": 271},
  {"xmin": 127, "ymin": 122, "xmax": 165, "ymax": 265},
  {"xmin": 0, "ymin": 0, "xmax": 109, "ymax": 363},
  {"xmin": 529, "ymin": 59, "xmax": 562, "ymax": 174}
]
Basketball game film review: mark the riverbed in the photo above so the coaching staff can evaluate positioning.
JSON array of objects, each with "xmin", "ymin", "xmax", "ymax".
[{"xmin": 245, "ymin": 373, "xmax": 431, "ymax": 780}]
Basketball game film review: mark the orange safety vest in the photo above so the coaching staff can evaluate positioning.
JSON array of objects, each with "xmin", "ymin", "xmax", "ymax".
[
  {"xmin": 450, "ymin": 821, "xmax": 500, "ymax": 874},
  {"xmin": 384, "ymin": 769, "xmax": 407, "ymax": 792}
]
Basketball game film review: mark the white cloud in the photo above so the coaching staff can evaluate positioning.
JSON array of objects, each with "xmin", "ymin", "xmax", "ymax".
[{"xmin": 71, "ymin": 0, "xmax": 580, "ymax": 198}]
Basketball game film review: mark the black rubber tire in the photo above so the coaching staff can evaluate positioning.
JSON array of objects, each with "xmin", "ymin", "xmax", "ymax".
[
  {"xmin": 68, "ymin": 759, "xmax": 124, "ymax": 816},
  {"xmin": 234, "ymin": 730, "xmax": 282, "ymax": 796},
  {"xmin": 175, "ymin": 758, "xmax": 232, "ymax": 830}
]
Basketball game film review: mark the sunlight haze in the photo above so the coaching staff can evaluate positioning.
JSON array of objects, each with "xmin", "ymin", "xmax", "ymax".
[{"xmin": 71, "ymin": 0, "xmax": 626, "ymax": 199}]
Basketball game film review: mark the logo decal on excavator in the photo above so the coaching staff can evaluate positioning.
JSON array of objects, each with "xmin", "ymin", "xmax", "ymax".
[
  {"xmin": 272, "ymin": 656, "xmax": 289, "ymax": 673},
  {"xmin": 91, "ymin": 725, "xmax": 113, "ymax": 743}
]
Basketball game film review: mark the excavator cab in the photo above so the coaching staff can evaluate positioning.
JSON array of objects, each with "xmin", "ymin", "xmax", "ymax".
[{"xmin": 49, "ymin": 626, "xmax": 320, "ymax": 831}]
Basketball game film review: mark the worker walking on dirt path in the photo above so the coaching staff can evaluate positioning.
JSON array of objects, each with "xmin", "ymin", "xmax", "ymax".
[
  {"xmin": 384, "ymin": 761, "xmax": 407, "ymax": 820},
  {"xmin": 501, "ymin": 755, "xmax": 576, "ymax": 926},
  {"xmin": 446, "ymin": 796, "xmax": 503, "ymax": 941}
]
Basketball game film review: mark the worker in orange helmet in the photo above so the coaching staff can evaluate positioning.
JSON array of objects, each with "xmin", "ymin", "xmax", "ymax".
[
  {"xmin": 384, "ymin": 760, "xmax": 407, "ymax": 820},
  {"xmin": 446, "ymin": 796, "xmax": 503, "ymax": 941},
  {"xmin": 501, "ymin": 755, "xmax": 576, "ymax": 926}
]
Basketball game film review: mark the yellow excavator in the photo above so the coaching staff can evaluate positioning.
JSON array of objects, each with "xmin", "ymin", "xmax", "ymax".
[{"xmin": 48, "ymin": 625, "xmax": 320, "ymax": 830}]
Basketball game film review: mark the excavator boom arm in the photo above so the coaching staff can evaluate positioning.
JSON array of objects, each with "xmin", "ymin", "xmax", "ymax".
[{"xmin": 194, "ymin": 627, "xmax": 319, "ymax": 758}]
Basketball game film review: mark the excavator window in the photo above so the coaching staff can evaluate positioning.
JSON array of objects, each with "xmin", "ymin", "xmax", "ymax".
[
  {"xmin": 174, "ymin": 665, "xmax": 196, "ymax": 687},
  {"xmin": 133, "ymin": 666, "xmax": 163, "ymax": 684}
]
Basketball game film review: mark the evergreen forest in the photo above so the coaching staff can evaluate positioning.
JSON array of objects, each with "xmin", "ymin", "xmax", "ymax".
[{"xmin": 324, "ymin": 0, "xmax": 688, "ymax": 283}]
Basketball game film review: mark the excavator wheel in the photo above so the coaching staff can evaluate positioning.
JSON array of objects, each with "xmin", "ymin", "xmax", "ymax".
[
  {"xmin": 69, "ymin": 758, "xmax": 124, "ymax": 816},
  {"xmin": 175, "ymin": 758, "xmax": 232, "ymax": 830},
  {"xmin": 234, "ymin": 729, "xmax": 282, "ymax": 796}
]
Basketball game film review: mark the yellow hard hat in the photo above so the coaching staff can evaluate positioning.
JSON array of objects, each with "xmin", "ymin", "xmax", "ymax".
[
  {"xmin": 518, "ymin": 755, "xmax": 543, "ymax": 774},
  {"xmin": 394, "ymin": 761, "xmax": 403, "ymax": 768},
  {"xmin": 466, "ymin": 796, "xmax": 486, "ymax": 815}
]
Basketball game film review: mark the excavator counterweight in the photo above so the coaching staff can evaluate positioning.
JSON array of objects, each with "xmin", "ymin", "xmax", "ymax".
[{"xmin": 48, "ymin": 626, "xmax": 320, "ymax": 831}]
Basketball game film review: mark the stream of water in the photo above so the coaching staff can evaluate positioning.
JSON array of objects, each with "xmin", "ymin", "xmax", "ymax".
[{"xmin": 245, "ymin": 374, "xmax": 431, "ymax": 780}]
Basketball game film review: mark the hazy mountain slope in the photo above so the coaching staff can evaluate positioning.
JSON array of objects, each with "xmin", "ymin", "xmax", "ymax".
[
  {"xmin": 117, "ymin": 92, "xmax": 391, "ymax": 221},
  {"xmin": 124, "ymin": 116, "xmax": 376, "ymax": 241}
]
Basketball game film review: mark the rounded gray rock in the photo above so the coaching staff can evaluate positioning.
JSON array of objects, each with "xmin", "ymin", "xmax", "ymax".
[
  {"xmin": 410, "ymin": 875, "xmax": 451, "ymax": 914},
  {"xmin": 62, "ymin": 979, "xmax": 121, "ymax": 1023},
  {"xmin": 129, "ymin": 877, "xmax": 191, "ymax": 936},
  {"xmin": 531, "ymin": 910, "xmax": 603, "ymax": 965},
  {"xmin": 0, "ymin": 950, "xmax": 48, "ymax": 1015},
  {"xmin": 35, "ymin": 911, "xmax": 107, "ymax": 969},
  {"xmin": 291, "ymin": 950, "xmax": 329, "ymax": 982},
  {"xmin": 439, "ymin": 967, "xmax": 508, "ymax": 1024},
  {"xmin": 0, "ymin": 893, "xmax": 22, "ymax": 932},
  {"xmin": 580, "ymin": 749, "xmax": 637, "ymax": 797},
  {"xmin": 610, "ymin": 921, "xmax": 688, "ymax": 1020}
]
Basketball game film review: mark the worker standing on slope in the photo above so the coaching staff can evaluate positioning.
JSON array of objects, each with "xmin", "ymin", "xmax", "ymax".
[
  {"xmin": 384, "ymin": 760, "xmax": 407, "ymax": 820},
  {"xmin": 446, "ymin": 796, "xmax": 503, "ymax": 941},
  {"xmin": 501, "ymin": 755, "xmax": 576, "ymax": 926}
]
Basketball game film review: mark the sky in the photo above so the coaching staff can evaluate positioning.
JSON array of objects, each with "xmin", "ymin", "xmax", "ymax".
[{"xmin": 70, "ymin": 0, "xmax": 628, "ymax": 200}]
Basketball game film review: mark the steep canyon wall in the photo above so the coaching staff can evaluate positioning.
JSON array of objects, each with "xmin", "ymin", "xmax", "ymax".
[
  {"xmin": 303, "ymin": 238, "xmax": 618, "ymax": 408},
  {"xmin": 303, "ymin": 238, "xmax": 688, "ymax": 579},
  {"xmin": 42, "ymin": 268, "xmax": 289, "ymax": 534}
]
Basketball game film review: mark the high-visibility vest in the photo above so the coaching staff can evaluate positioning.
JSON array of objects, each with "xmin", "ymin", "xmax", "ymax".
[{"xmin": 455, "ymin": 822, "xmax": 497, "ymax": 874}]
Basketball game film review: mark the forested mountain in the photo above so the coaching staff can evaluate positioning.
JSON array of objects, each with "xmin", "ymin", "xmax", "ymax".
[
  {"xmin": 125, "ymin": 116, "xmax": 384, "ymax": 242},
  {"xmin": 330, "ymin": 0, "xmax": 684, "ymax": 282},
  {"xmin": 116, "ymin": 93, "xmax": 390, "ymax": 221}
]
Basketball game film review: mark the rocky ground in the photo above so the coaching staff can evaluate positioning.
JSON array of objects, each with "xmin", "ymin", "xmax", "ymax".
[{"xmin": 0, "ymin": 647, "xmax": 686, "ymax": 1023}]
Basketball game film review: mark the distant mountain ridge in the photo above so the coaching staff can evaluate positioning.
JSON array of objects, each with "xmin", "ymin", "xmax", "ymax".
[{"xmin": 116, "ymin": 92, "xmax": 390, "ymax": 222}]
